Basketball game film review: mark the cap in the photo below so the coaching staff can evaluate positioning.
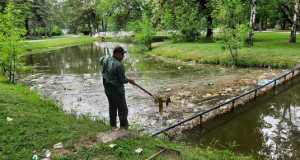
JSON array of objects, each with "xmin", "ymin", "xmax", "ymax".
[{"xmin": 113, "ymin": 46, "xmax": 127, "ymax": 54}]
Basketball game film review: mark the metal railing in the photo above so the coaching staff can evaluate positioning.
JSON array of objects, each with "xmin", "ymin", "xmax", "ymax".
[{"xmin": 151, "ymin": 66, "xmax": 300, "ymax": 137}]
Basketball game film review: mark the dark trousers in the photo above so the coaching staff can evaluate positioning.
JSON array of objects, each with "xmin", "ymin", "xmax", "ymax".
[{"xmin": 107, "ymin": 94, "xmax": 129, "ymax": 128}]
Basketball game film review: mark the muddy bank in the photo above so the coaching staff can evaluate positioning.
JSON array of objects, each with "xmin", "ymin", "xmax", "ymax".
[
  {"xmin": 19, "ymin": 60, "xmax": 286, "ymax": 135},
  {"xmin": 19, "ymin": 42, "xmax": 291, "ymax": 134}
]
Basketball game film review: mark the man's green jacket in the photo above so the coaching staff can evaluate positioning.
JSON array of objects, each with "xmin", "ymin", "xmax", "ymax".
[{"xmin": 99, "ymin": 55, "xmax": 129, "ymax": 96}]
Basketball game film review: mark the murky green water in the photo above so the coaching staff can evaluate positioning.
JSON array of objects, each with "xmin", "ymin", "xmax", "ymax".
[
  {"xmin": 24, "ymin": 42, "xmax": 219, "ymax": 79},
  {"xmin": 181, "ymin": 78, "xmax": 300, "ymax": 159}
]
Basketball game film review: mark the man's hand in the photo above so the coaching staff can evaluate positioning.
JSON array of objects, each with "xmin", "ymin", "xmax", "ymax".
[{"xmin": 129, "ymin": 78, "xmax": 135, "ymax": 85}]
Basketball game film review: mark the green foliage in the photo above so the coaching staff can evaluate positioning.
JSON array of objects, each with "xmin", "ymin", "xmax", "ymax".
[
  {"xmin": 0, "ymin": 4, "xmax": 26, "ymax": 83},
  {"xmin": 133, "ymin": 13, "xmax": 155, "ymax": 51},
  {"xmin": 31, "ymin": 26, "xmax": 64, "ymax": 37},
  {"xmin": 51, "ymin": 26, "xmax": 64, "ymax": 36},
  {"xmin": 213, "ymin": 0, "xmax": 250, "ymax": 66},
  {"xmin": 160, "ymin": 1, "xmax": 206, "ymax": 42},
  {"xmin": 219, "ymin": 24, "xmax": 250, "ymax": 66}
]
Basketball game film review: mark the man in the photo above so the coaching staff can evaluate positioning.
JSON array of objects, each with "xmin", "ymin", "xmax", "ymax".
[{"xmin": 99, "ymin": 46, "xmax": 135, "ymax": 128}]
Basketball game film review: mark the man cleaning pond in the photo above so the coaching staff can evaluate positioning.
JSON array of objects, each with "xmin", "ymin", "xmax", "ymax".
[{"xmin": 99, "ymin": 46, "xmax": 135, "ymax": 128}]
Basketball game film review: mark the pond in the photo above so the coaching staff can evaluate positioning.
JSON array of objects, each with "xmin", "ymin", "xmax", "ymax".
[
  {"xmin": 20, "ymin": 42, "xmax": 285, "ymax": 135},
  {"xmin": 180, "ymin": 77, "xmax": 300, "ymax": 159}
]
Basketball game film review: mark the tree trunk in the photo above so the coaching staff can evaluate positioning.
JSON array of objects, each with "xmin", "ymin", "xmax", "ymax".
[
  {"xmin": 105, "ymin": 22, "xmax": 108, "ymax": 32},
  {"xmin": 12, "ymin": 60, "xmax": 15, "ymax": 84},
  {"xmin": 290, "ymin": 0, "xmax": 299, "ymax": 43},
  {"xmin": 282, "ymin": 21, "xmax": 286, "ymax": 30},
  {"xmin": 279, "ymin": 4, "xmax": 293, "ymax": 26},
  {"xmin": 45, "ymin": 27, "xmax": 47, "ymax": 37},
  {"xmin": 198, "ymin": 0, "xmax": 213, "ymax": 39},
  {"xmin": 265, "ymin": 17, "xmax": 267, "ymax": 30},
  {"xmin": 101, "ymin": 20, "xmax": 108, "ymax": 32},
  {"xmin": 38, "ymin": 28, "xmax": 41, "ymax": 38},
  {"xmin": 88, "ymin": 24, "xmax": 92, "ymax": 37},
  {"xmin": 92, "ymin": 12, "xmax": 99, "ymax": 34},
  {"xmin": 102, "ymin": 20, "xmax": 105, "ymax": 32},
  {"xmin": 206, "ymin": 15, "xmax": 213, "ymax": 39},
  {"xmin": 25, "ymin": 18, "xmax": 30, "ymax": 37},
  {"xmin": 259, "ymin": 19, "xmax": 262, "ymax": 32},
  {"xmin": 49, "ymin": 28, "xmax": 52, "ymax": 37},
  {"xmin": 248, "ymin": 0, "xmax": 257, "ymax": 45}
]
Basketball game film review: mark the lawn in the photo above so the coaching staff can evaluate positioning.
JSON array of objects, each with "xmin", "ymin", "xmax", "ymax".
[
  {"xmin": 23, "ymin": 36, "xmax": 100, "ymax": 55},
  {"xmin": 150, "ymin": 32, "xmax": 300, "ymax": 68}
]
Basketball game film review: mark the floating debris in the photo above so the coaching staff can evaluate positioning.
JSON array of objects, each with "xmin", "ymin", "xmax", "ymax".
[
  {"xmin": 207, "ymin": 83, "xmax": 214, "ymax": 86},
  {"xmin": 6, "ymin": 117, "xmax": 13, "ymax": 122},
  {"xmin": 53, "ymin": 142, "xmax": 63, "ymax": 149},
  {"xmin": 45, "ymin": 150, "xmax": 51, "ymax": 158},
  {"xmin": 109, "ymin": 144, "xmax": 116, "ymax": 148},
  {"xmin": 165, "ymin": 88, "xmax": 172, "ymax": 92},
  {"xmin": 135, "ymin": 148, "xmax": 143, "ymax": 155},
  {"xmin": 32, "ymin": 151, "xmax": 39, "ymax": 160}
]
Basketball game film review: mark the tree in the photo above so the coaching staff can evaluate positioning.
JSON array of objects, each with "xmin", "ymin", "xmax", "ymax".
[
  {"xmin": 64, "ymin": 0, "xmax": 100, "ymax": 35},
  {"xmin": 96, "ymin": 0, "xmax": 118, "ymax": 32},
  {"xmin": 213, "ymin": 0, "xmax": 250, "ymax": 66},
  {"xmin": 277, "ymin": 0, "xmax": 294, "ymax": 29},
  {"xmin": 133, "ymin": 12, "xmax": 155, "ymax": 50},
  {"xmin": 155, "ymin": 0, "xmax": 206, "ymax": 42},
  {"xmin": 0, "ymin": 0, "xmax": 9, "ymax": 13},
  {"xmin": 289, "ymin": 0, "xmax": 299, "ymax": 43},
  {"xmin": 0, "ymin": 4, "xmax": 26, "ymax": 83},
  {"xmin": 197, "ymin": 0, "xmax": 214, "ymax": 39},
  {"xmin": 256, "ymin": 0, "xmax": 276, "ymax": 31},
  {"xmin": 248, "ymin": 0, "xmax": 258, "ymax": 45}
]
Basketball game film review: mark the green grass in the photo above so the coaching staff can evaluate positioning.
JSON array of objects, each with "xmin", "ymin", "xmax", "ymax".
[
  {"xmin": 63, "ymin": 135, "xmax": 253, "ymax": 160},
  {"xmin": 23, "ymin": 36, "xmax": 100, "ymax": 55},
  {"xmin": 29, "ymin": 34, "xmax": 74, "ymax": 40},
  {"xmin": 150, "ymin": 32, "xmax": 300, "ymax": 68},
  {"xmin": 0, "ymin": 76, "xmax": 112, "ymax": 159}
]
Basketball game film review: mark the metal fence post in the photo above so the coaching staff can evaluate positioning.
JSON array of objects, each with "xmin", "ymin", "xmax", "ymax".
[{"xmin": 199, "ymin": 115, "xmax": 203, "ymax": 127}]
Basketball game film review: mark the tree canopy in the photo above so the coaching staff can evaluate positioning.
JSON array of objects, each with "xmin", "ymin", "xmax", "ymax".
[{"xmin": 1, "ymin": 0, "xmax": 298, "ymax": 40}]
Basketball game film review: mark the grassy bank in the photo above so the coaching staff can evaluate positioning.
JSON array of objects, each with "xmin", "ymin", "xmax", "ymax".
[
  {"xmin": 0, "ymin": 75, "xmax": 253, "ymax": 159},
  {"xmin": 150, "ymin": 32, "xmax": 300, "ymax": 68},
  {"xmin": 24, "ymin": 36, "xmax": 100, "ymax": 55}
]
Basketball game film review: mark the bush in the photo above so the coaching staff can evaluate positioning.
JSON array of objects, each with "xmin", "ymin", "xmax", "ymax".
[
  {"xmin": 133, "ymin": 33, "xmax": 153, "ymax": 50},
  {"xmin": 51, "ymin": 26, "xmax": 64, "ymax": 36}
]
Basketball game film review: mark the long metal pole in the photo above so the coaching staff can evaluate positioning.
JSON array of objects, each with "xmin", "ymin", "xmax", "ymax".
[{"xmin": 134, "ymin": 83, "xmax": 155, "ymax": 99}]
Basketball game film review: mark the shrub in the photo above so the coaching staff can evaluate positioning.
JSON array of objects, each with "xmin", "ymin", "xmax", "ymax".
[{"xmin": 51, "ymin": 26, "xmax": 64, "ymax": 36}]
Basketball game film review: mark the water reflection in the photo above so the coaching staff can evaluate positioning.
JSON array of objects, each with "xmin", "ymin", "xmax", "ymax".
[
  {"xmin": 181, "ymin": 79, "xmax": 300, "ymax": 159},
  {"xmin": 25, "ymin": 43, "xmax": 108, "ymax": 74},
  {"xmin": 259, "ymin": 84, "xmax": 300, "ymax": 159},
  {"xmin": 24, "ymin": 42, "xmax": 222, "ymax": 80}
]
